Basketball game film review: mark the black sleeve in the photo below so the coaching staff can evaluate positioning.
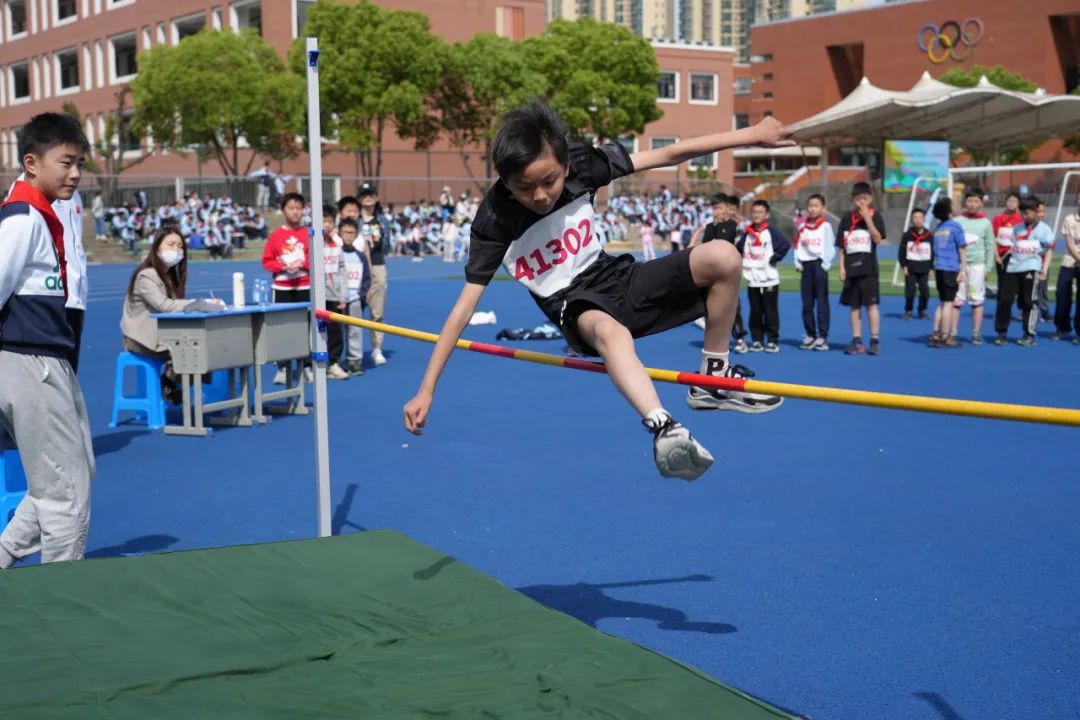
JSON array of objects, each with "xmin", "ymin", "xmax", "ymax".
[
  {"xmin": 568, "ymin": 142, "xmax": 635, "ymax": 192},
  {"xmin": 735, "ymin": 232, "xmax": 746, "ymax": 255},
  {"xmin": 464, "ymin": 222, "xmax": 509, "ymax": 286},
  {"xmin": 873, "ymin": 212, "xmax": 887, "ymax": 241},
  {"xmin": 769, "ymin": 229, "xmax": 791, "ymax": 264},
  {"xmin": 898, "ymin": 232, "xmax": 908, "ymax": 267},
  {"xmin": 836, "ymin": 216, "xmax": 850, "ymax": 248}
]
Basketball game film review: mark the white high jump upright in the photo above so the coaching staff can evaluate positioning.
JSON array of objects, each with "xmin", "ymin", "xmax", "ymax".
[{"xmin": 306, "ymin": 37, "xmax": 332, "ymax": 538}]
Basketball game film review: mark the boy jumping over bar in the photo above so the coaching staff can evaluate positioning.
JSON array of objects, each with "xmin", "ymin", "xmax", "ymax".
[{"xmin": 404, "ymin": 100, "xmax": 792, "ymax": 481}]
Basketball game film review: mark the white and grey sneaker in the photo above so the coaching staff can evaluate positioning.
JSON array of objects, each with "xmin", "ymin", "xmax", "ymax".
[
  {"xmin": 812, "ymin": 337, "xmax": 829, "ymax": 351},
  {"xmin": 686, "ymin": 363, "xmax": 784, "ymax": 413},
  {"xmin": 643, "ymin": 413, "xmax": 713, "ymax": 481},
  {"xmin": 733, "ymin": 338, "xmax": 750, "ymax": 354},
  {"xmin": 799, "ymin": 335, "xmax": 815, "ymax": 350}
]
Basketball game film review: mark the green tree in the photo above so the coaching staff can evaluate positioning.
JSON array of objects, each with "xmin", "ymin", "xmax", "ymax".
[
  {"xmin": 290, "ymin": 0, "xmax": 445, "ymax": 180},
  {"xmin": 522, "ymin": 19, "xmax": 662, "ymax": 142},
  {"xmin": 430, "ymin": 33, "xmax": 545, "ymax": 188},
  {"xmin": 132, "ymin": 29, "xmax": 304, "ymax": 178},
  {"xmin": 938, "ymin": 65, "xmax": 1038, "ymax": 166}
]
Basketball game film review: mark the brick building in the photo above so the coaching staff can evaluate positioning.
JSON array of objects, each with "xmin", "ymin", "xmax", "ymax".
[{"xmin": 0, "ymin": 0, "xmax": 737, "ymax": 202}]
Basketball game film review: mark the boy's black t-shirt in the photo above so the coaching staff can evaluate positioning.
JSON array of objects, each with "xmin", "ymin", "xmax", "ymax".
[
  {"xmin": 701, "ymin": 220, "xmax": 738, "ymax": 244},
  {"xmin": 899, "ymin": 227, "xmax": 933, "ymax": 275},
  {"xmin": 836, "ymin": 209, "xmax": 886, "ymax": 278},
  {"xmin": 465, "ymin": 142, "xmax": 635, "ymax": 322}
]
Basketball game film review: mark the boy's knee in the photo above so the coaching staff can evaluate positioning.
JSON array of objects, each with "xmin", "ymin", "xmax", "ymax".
[{"xmin": 588, "ymin": 315, "xmax": 629, "ymax": 350}]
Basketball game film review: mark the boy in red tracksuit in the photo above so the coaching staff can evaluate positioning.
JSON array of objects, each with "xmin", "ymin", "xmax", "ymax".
[{"xmin": 262, "ymin": 192, "xmax": 311, "ymax": 384}]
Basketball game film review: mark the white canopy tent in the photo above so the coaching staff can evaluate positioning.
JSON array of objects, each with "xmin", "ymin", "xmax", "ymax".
[{"xmin": 788, "ymin": 72, "xmax": 1080, "ymax": 150}]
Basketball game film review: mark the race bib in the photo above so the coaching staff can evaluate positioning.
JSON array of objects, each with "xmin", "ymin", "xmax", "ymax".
[
  {"xmin": 743, "ymin": 244, "xmax": 768, "ymax": 268},
  {"xmin": 346, "ymin": 269, "xmax": 363, "ymax": 290},
  {"xmin": 964, "ymin": 232, "xmax": 979, "ymax": 247},
  {"xmin": 996, "ymin": 225, "xmax": 1014, "ymax": 247},
  {"xmin": 907, "ymin": 241, "xmax": 932, "ymax": 262},
  {"xmin": 502, "ymin": 195, "xmax": 601, "ymax": 298},
  {"xmin": 800, "ymin": 229, "xmax": 824, "ymax": 253},
  {"xmin": 1013, "ymin": 239, "xmax": 1040, "ymax": 258},
  {"xmin": 845, "ymin": 228, "xmax": 872, "ymax": 254}
]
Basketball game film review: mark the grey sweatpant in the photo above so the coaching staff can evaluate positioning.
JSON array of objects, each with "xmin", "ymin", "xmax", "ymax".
[
  {"xmin": 346, "ymin": 298, "xmax": 364, "ymax": 363},
  {"xmin": 0, "ymin": 351, "xmax": 94, "ymax": 566}
]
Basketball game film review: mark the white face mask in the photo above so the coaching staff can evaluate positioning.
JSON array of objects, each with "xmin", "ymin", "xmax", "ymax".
[{"xmin": 159, "ymin": 249, "xmax": 184, "ymax": 267}]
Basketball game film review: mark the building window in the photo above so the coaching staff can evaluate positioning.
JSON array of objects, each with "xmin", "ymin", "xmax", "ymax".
[
  {"xmin": 10, "ymin": 63, "xmax": 30, "ymax": 102},
  {"xmin": 56, "ymin": 0, "xmax": 77, "ymax": 23},
  {"xmin": 690, "ymin": 153, "xmax": 717, "ymax": 170},
  {"xmin": 56, "ymin": 48, "xmax": 80, "ymax": 91},
  {"xmin": 763, "ymin": 91, "xmax": 773, "ymax": 98},
  {"xmin": 650, "ymin": 136, "xmax": 677, "ymax": 150},
  {"xmin": 231, "ymin": 0, "xmax": 262, "ymax": 35},
  {"xmin": 118, "ymin": 112, "xmax": 141, "ymax": 153},
  {"xmin": 733, "ymin": 77, "xmax": 751, "ymax": 95},
  {"xmin": 734, "ymin": 113, "xmax": 750, "ymax": 130},
  {"xmin": 110, "ymin": 33, "xmax": 138, "ymax": 82},
  {"xmin": 172, "ymin": 13, "xmax": 206, "ymax": 44},
  {"xmin": 7, "ymin": 0, "xmax": 28, "ymax": 36},
  {"xmin": 294, "ymin": 0, "xmax": 315, "ymax": 38},
  {"xmin": 495, "ymin": 5, "xmax": 525, "ymax": 40},
  {"xmin": 657, "ymin": 71, "xmax": 678, "ymax": 102},
  {"xmin": 690, "ymin": 73, "xmax": 717, "ymax": 103},
  {"xmin": 762, "ymin": 73, "xmax": 773, "ymax": 81}
]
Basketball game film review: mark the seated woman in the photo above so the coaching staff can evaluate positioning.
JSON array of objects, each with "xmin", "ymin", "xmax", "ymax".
[{"xmin": 120, "ymin": 229, "xmax": 221, "ymax": 402}]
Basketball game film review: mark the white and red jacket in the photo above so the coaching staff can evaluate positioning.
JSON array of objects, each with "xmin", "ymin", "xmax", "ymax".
[
  {"xmin": 0, "ymin": 181, "xmax": 73, "ymax": 359},
  {"xmin": 262, "ymin": 226, "xmax": 311, "ymax": 291}
]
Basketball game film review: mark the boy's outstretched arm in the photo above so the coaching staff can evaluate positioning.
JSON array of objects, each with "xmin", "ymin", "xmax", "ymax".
[
  {"xmin": 629, "ymin": 116, "xmax": 795, "ymax": 172},
  {"xmin": 404, "ymin": 282, "xmax": 486, "ymax": 435}
]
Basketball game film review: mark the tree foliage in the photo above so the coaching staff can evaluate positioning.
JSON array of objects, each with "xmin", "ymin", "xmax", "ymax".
[
  {"xmin": 522, "ymin": 19, "xmax": 662, "ymax": 142},
  {"xmin": 938, "ymin": 65, "xmax": 1038, "ymax": 165},
  {"xmin": 132, "ymin": 29, "xmax": 304, "ymax": 177},
  {"xmin": 289, "ymin": 0, "xmax": 445, "ymax": 179},
  {"xmin": 430, "ymin": 33, "xmax": 545, "ymax": 185}
]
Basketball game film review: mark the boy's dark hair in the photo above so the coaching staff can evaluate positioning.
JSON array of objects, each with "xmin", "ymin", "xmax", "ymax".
[
  {"xmin": 711, "ymin": 192, "xmax": 727, "ymax": 205},
  {"xmin": 910, "ymin": 207, "xmax": 925, "ymax": 217},
  {"xmin": 752, "ymin": 199, "xmax": 770, "ymax": 212},
  {"xmin": 1006, "ymin": 191, "xmax": 1021, "ymax": 202},
  {"xmin": 338, "ymin": 217, "xmax": 358, "ymax": 231},
  {"xmin": 322, "ymin": 204, "xmax": 337, "ymax": 219},
  {"xmin": 851, "ymin": 182, "xmax": 872, "ymax": 197},
  {"xmin": 932, "ymin": 197, "xmax": 953, "ymax": 222},
  {"xmin": 491, "ymin": 99, "xmax": 570, "ymax": 180},
  {"xmin": 807, "ymin": 193, "xmax": 826, "ymax": 205},
  {"xmin": 280, "ymin": 192, "xmax": 304, "ymax": 209},
  {"xmin": 337, "ymin": 195, "xmax": 360, "ymax": 211},
  {"xmin": 1019, "ymin": 196, "xmax": 1040, "ymax": 213},
  {"xmin": 963, "ymin": 188, "xmax": 984, "ymax": 200},
  {"xmin": 17, "ymin": 112, "xmax": 90, "ymax": 167}
]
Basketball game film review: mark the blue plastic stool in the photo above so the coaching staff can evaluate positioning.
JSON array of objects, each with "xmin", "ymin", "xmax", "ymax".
[
  {"xmin": 0, "ymin": 450, "xmax": 27, "ymax": 532},
  {"xmin": 109, "ymin": 352, "xmax": 167, "ymax": 429}
]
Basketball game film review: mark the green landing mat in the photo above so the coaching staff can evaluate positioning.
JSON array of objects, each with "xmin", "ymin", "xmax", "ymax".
[{"xmin": 0, "ymin": 530, "xmax": 798, "ymax": 719}]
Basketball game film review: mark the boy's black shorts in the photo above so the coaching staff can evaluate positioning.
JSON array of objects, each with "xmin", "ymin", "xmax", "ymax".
[
  {"xmin": 561, "ymin": 250, "xmax": 706, "ymax": 356},
  {"xmin": 935, "ymin": 269, "xmax": 959, "ymax": 302},
  {"xmin": 839, "ymin": 275, "xmax": 879, "ymax": 308}
]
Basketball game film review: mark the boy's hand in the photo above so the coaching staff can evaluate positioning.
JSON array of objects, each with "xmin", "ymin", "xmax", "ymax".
[
  {"xmin": 839, "ymin": 266, "xmax": 846, "ymax": 282},
  {"xmin": 796, "ymin": 264, "xmax": 803, "ymax": 273},
  {"xmin": 1039, "ymin": 269, "xmax": 1048, "ymax": 281},
  {"xmin": 903, "ymin": 267, "xmax": 909, "ymax": 277},
  {"xmin": 404, "ymin": 391, "xmax": 432, "ymax": 435},
  {"xmin": 751, "ymin": 116, "xmax": 796, "ymax": 148}
]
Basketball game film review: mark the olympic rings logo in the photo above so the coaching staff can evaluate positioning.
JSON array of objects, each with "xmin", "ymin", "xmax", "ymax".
[{"xmin": 916, "ymin": 18, "xmax": 983, "ymax": 64}]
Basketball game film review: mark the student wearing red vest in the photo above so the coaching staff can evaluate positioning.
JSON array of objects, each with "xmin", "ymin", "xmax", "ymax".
[{"xmin": 898, "ymin": 207, "xmax": 933, "ymax": 320}]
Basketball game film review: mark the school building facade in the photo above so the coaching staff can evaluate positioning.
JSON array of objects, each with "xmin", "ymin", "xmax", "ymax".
[
  {"xmin": 0, "ymin": 0, "xmax": 737, "ymax": 201},
  {"xmin": 741, "ymin": 0, "xmax": 1080, "ymax": 168}
]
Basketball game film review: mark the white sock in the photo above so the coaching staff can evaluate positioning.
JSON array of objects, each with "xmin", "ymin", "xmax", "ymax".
[
  {"xmin": 700, "ymin": 351, "xmax": 729, "ymax": 376},
  {"xmin": 645, "ymin": 408, "xmax": 671, "ymax": 426}
]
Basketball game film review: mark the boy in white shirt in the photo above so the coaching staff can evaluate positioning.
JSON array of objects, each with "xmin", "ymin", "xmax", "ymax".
[{"xmin": 793, "ymin": 193, "xmax": 835, "ymax": 350}]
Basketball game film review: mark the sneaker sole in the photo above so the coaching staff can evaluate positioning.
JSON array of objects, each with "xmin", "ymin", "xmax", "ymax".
[
  {"xmin": 686, "ymin": 394, "xmax": 784, "ymax": 414},
  {"xmin": 656, "ymin": 443, "xmax": 714, "ymax": 481}
]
